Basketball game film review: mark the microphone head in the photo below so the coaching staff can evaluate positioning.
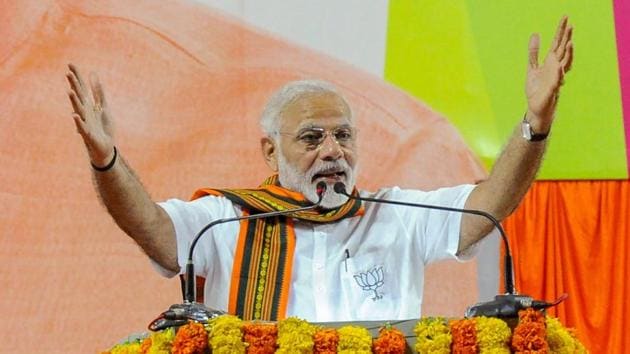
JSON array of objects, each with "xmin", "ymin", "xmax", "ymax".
[
  {"xmin": 333, "ymin": 182, "xmax": 347, "ymax": 195},
  {"xmin": 315, "ymin": 181, "xmax": 327, "ymax": 197}
]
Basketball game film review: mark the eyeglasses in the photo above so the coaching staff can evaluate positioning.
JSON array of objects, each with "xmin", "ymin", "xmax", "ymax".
[{"xmin": 276, "ymin": 126, "xmax": 357, "ymax": 151}]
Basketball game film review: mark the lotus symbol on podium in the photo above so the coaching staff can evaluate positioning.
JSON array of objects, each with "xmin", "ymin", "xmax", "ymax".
[{"xmin": 353, "ymin": 266, "xmax": 385, "ymax": 301}]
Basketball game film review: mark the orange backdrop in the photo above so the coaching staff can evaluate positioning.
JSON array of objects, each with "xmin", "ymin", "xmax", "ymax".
[{"xmin": 504, "ymin": 180, "xmax": 630, "ymax": 353}]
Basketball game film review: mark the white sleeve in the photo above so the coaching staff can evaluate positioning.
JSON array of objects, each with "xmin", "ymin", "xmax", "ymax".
[
  {"xmin": 152, "ymin": 195, "xmax": 239, "ymax": 277},
  {"xmin": 389, "ymin": 184, "xmax": 480, "ymax": 264}
]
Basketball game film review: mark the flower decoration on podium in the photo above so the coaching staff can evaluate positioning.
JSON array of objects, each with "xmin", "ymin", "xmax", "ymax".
[{"xmin": 102, "ymin": 308, "xmax": 587, "ymax": 353}]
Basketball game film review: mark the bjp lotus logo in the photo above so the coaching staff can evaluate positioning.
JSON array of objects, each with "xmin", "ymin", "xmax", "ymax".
[{"xmin": 353, "ymin": 266, "xmax": 385, "ymax": 301}]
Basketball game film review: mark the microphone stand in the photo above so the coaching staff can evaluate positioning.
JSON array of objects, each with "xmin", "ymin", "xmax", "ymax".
[
  {"xmin": 149, "ymin": 183, "xmax": 328, "ymax": 331},
  {"xmin": 333, "ymin": 183, "xmax": 566, "ymax": 318}
]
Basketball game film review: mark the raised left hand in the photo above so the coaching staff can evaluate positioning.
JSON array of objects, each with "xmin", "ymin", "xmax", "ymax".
[{"xmin": 525, "ymin": 16, "xmax": 573, "ymax": 133}]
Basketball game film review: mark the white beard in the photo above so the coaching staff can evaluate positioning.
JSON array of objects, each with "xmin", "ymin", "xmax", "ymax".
[{"xmin": 277, "ymin": 153, "xmax": 357, "ymax": 209}]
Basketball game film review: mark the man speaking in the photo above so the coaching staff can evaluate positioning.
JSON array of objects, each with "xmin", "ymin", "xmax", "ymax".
[{"xmin": 66, "ymin": 17, "xmax": 573, "ymax": 322}]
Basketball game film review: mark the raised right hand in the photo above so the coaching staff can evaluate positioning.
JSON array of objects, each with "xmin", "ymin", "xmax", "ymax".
[{"xmin": 66, "ymin": 64, "xmax": 115, "ymax": 167}]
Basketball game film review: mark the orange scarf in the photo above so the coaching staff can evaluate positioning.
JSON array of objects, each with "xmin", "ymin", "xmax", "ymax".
[{"xmin": 192, "ymin": 175, "xmax": 364, "ymax": 320}]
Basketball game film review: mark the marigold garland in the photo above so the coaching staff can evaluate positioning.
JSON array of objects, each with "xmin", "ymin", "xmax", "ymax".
[
  {"xmin": 171, "ymin": 321, "xmax": 208, "ymax": 354},
  {"xmin": 140, "ymin": 327, "xmax": 175, "ymax": 354},
  {"xmin": 337, "ymin": 325, "xmax": 372, "ymax": 354},
  {"xmin": 106, "ymin": 340, "xmax": 143, "ymax": 354},
  {"xmin": 450, "ymin": 318, "xmax": 477, "ymax": 353},
  {"xmin": 475, "ymin": 317, "xmax": 511, "ymax": 353},
  {"xmin": 104, "ymin": 312, "xmax": 588, "ymax": 353},
  {"xmin": 413, "ymin": 317, "xmax": 452, "ymax": 354},
  {"xmin": 276, "ymin": 317, "xmax": 317, "ymax": 353},
  {"xmin": 372, "ymin": 326, "xmax": 406, "ymax": 354},
  {"xmin": 545, "ymin": 316, "xmax": 587, "ymax": 354},
  {"xmin": 243, "ymin": 322, "xmax": 278, "ymax": 354},
  {"xmin": 313, "ymin": 328, "xmax": 339, "ymax": 354},
  {"xmin": 207, "ymin": 314, "xmax": 246, "ymax": 353},
  {"xmin": 511, "ymin": 308, "xmax": 548, "ymax": 353},
  {"xmin": 140, "ymin": 338, "xmax": 152, "ymax": 354}
]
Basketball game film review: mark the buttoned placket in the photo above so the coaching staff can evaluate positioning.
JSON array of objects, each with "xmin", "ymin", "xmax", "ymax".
[{"xmin": 311, "ymin": 223, "xmax": 331, "ymax": 320}]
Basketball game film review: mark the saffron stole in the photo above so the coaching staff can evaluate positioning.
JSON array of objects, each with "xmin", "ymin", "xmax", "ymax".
[{"xmin": 192, "ymin": 175, "xmax": 363, "ymax": 320}]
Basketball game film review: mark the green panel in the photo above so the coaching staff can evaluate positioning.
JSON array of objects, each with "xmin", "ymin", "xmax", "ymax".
[
  {"xmin": 385, "ymin": 0, "xmax": 627, "ymax": 179},
  {"xmin": 384, "ymin": 0, "xmax": 499, "ymax": 171}
]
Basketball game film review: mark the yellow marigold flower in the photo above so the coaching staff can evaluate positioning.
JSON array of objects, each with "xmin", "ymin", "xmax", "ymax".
[
  {"xmin": 207, "ymin": 315, "xmax": 246, "ymax": 354},
  {"xmin": 475, "ymin": 317, "xmax": 511, "ymax": 353},
  {"xmin": 109, "ymin": 341, "xmax": 143, "ymax": 354},
  {"xmin": 413, "ymin": 317, "xmax": 451, "ymax": 354},
  {"xmin": 145, "ymin": 327, "xmax": 175, "ymax": 354},
  {"xmin": 337, "ymin": 325, "xmax": 372, "ymax": 354},
  {"xmin": 276, "ymin": 317, "xmax": 318, "ymax": 353},
  {"xmin": 546, "ymin": 316, "xmax": 588, "ymax": 354}
]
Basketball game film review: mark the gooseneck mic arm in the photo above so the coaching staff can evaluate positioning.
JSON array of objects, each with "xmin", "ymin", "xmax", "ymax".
[
  {"xmin": 149, "ymin": 182, "xmax": 328, "ymax": 331},
  {"xmin": 333, "ymin": 182, "xmax": 515, "ymax": 295},
  {"xmin": 334, "ymin": 183, "xmax": 568, "ymax": 318},
  {"xmin": 184, "ymin": 182, "xmax": 328, "ymax": 303}
]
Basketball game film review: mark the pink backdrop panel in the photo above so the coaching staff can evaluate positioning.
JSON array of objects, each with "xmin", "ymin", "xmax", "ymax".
[
  {"xmin": 614, "ymin": 0, "xmax": 630, "ymax": 172},
  {"xmin": 0, "ymin": 0, "xmax": 486, "ymax": 352}
]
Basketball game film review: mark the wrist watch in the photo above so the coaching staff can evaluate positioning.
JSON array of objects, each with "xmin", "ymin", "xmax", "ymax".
[{"xmin": 521, "ymin": 119, "xmax": 548, "ymax": 142}]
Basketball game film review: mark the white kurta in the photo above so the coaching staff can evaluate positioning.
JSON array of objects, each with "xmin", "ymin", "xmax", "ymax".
[{"xmin": 156, "ymin": 184, "xmax": 476, "ymax": 321}]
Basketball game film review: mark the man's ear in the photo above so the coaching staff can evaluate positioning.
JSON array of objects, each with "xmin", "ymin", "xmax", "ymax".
[{"xmin": 261, "ymin": 136, "xmax": 279, "ymax": 171}]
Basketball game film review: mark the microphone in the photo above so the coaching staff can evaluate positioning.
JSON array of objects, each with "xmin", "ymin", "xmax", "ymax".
[
  {"xmin": 333, "ymin": 182, "xmax": 566, "ymax": 318},
  {"xmin": 149, "ymin": 182, "xmax": 328, "ymax": 330}
]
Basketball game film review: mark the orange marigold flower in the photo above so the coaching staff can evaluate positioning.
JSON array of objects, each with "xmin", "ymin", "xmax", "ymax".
[
  {"xmin": 512, "ymin": 309, "xmax": 548, "ymax": 353},
  {"xmin": 519, "ymin": 308, "xmax": 546, "ymax": 324},
  {"xmin": 140, "ymin": 337, "xmax": 152, "ymax": 354},
  {"xmin": 372, "ymin": 327, "xmax": 406, "ymax": 354},
  {"xmin": 172, "ymin": 321, "xmax": 209, "ymax": 354},
  {"xmin": 313, "ymin": 328, "xmax": 339, "ymax": 354},
  {"xmin": 449, "ymin": 319, "xmax": 477, "ymax": 354},
  {"xmin": 243, "ymin": 323, "xmax": 278, "ymax": 354}
]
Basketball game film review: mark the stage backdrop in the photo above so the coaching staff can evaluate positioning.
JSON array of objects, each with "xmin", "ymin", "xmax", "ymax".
[
  {"xmin": 385, "ymin": 0, "xmax": 628, "ymax": 179},
  {"xmin": 0, "ymin": 1, "xmax": 485, "ymax": 352},
  {"xmin": 1, "ymin": 0, "xmax": 627, "ymax": 353}
]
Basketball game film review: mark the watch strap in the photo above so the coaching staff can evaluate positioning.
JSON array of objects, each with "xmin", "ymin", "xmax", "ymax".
[{"xmin": 521, "ymin": 116, "xmax": 549, "ymax": 142}]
